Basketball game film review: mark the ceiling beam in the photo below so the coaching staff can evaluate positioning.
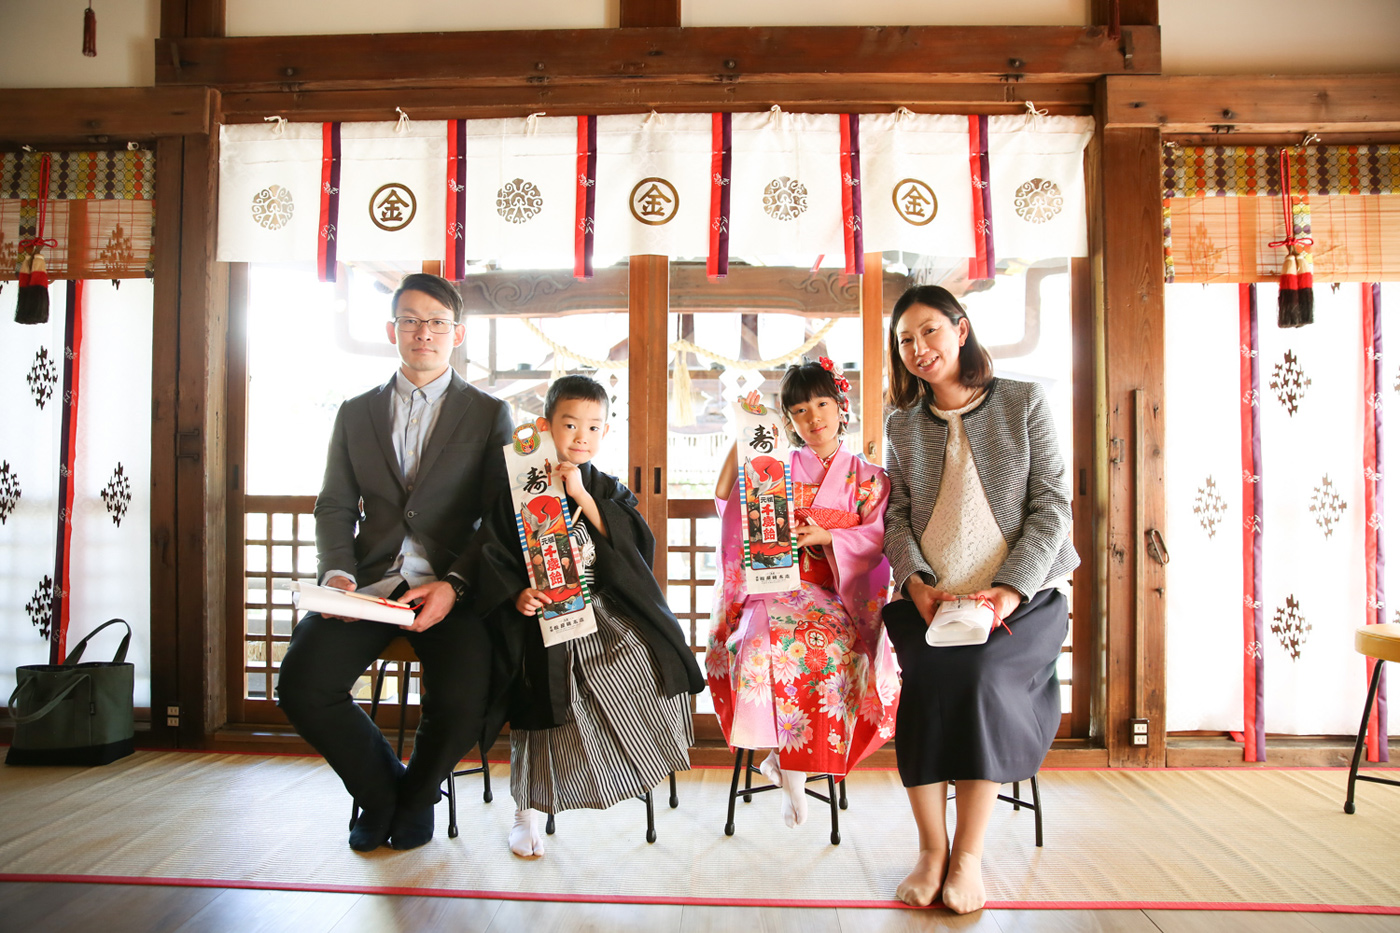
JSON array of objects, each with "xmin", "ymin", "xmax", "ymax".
[
  {"xmin": 0, "ymin": 87, "xmax": 217, "ymax": 149},
  {"xmin": 1102, "ymin": 74, "xmax": 1400, "ymax": 135},
  {"xmin": 155, "ymin": 26, "xmax": 1158, "ymax": 92},
  {"xmin": 220, "ymin": 79, "xmax": 1095, "ymax": 122}
]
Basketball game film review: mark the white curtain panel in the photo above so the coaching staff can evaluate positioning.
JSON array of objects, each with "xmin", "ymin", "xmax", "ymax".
[
  {"xmin": 65, "ymin": 280, "xmax": 153, "ymax": 706},
  {"xmin": 593, "ymin": 113, "xmax": 710, "ymax": 262},
  {"xmin": 858, "ymin": 112, "xmax": 974, "ymax": 258},
  {"xmin": 464, "ymin": 116, "xmax": 577, "ymax": 269},
  {"xmin": 1164, "ymin": 284, "xmax": 1245, "ymax": 732},
  {"xmin": 986, "ymin": 114, "xmax": 1092, "ymax": 261},
  {"xmin": 335, "ymin": 121, "xmax": 448, "ymax": 263},
  {"xmin": 216, "ymin": 123, "xmax": 322, "ymax": 263},
  {"xmin": 1378, "ymin": 282, "xmax": 1400, "ymax": 735},
  {"xmin": 0, "ymin": 283, "xmax": 63, "ymax": 701},
  {"xmin": 1256, "ymin": 283, "xmax": 1368, "ymax": 735},
  {"xmin": 726, "ymin": 110, "xmax": 845, "ymax": 263}
]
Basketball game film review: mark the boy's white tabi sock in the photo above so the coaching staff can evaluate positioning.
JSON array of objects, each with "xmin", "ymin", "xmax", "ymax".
[{"xmin": 509, "ymin": 808, "xmax": 545, "ymax": 857}]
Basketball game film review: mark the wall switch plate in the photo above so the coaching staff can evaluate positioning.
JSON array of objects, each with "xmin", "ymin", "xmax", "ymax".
[
  {"xmin": 166, "ymin": 706, "xmax": 180, "ymax": 716},
  {"xmin": 167, "ymin": 716, "xmax": 180, "ymax": 727}
]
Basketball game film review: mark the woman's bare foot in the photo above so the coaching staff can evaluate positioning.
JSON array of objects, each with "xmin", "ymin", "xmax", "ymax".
[
  {"xmin": 895, "ymin": 847, "xmax": 949, "ymax": 907},
  {"xmin": 941, "ymin": 850, "xmax": 986, "ymax": 914}
]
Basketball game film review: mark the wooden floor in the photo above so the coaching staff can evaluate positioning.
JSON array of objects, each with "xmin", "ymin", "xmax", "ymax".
[{"xmin": 0, "ymin": 883, "xmax": 1396, "ymax": 933}]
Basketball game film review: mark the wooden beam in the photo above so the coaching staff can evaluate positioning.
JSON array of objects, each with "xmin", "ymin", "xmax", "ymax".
[
  {"xmin": 628, "ymin": 256, "xmax": 669, "ymax": 552},
  {"xmin": 149, "ymin": 138, "xmax": 184, "ymax": 749},
  {"xmin": 1092, "ymin": 0, "xmax": 1158, "ymax": 27},
  {"xmin": 155, "ymin": 26, "xmax": 1158, "ymax": 91},
  {"xmin": 220, "ymin": 80, "xmax": 1095, "ymax": 122},
  {"xmin": 174, "ymin": 129, "xmax": 230, "ymax": 743},
  {"xmin": 456, "ymin": 264, "xmax": 907, "ymax": 318},
  {"xmin": 860, "ymin": 253, "xmax": 885, "ymax": 466},
  {"xmin": 1103, "ymin": 74, "xmax": 1400, "ymax": 134},
  {"xmin": 619, "ymin": 0, "xmax": 680, "ymax": 29},
  {"xmin": 1097, "ymin": 109, "xmax": 1167, "ymax": 767},
  {"xmin": 162, "ymin": 0, "xmax": 226, "ymax": 39},
  {"xmin": 0, "ymin": 88, "xmax": 215, "ymax": 148}
]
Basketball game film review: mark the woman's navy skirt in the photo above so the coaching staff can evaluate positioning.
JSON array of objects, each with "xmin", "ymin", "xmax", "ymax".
[{"xmin": 882, "ymin": 587, "xmax": 1067, "ymax": 787}]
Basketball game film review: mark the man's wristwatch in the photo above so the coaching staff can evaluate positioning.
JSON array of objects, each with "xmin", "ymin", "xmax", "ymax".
[{"xmin": 444, "ymin": 573, "xmax": 468, "ymax": 604}]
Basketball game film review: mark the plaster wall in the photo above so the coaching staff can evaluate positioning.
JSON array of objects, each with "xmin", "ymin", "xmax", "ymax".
[{"xmin": 0, "ymin": 0, "xmax": 1396, "ymax": 89}]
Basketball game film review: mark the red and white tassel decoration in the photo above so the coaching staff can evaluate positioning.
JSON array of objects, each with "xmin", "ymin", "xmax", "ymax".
[{"xmin": 83, "ymin": 6, "xmax": 97, "ymax": 57}]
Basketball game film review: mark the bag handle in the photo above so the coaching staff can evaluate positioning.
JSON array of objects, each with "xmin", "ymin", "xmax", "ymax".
[
  {"xmin": 63, "ymin": 618, "xmax": 132, "ymax": 665},
  {"xmin": 7, "ymin": 673, "xmax": 92, "ymax": 725}
]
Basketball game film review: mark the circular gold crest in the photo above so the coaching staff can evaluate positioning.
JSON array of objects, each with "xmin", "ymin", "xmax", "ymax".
[
  {"xmin": 251, "ymin": 184, "xmax": 295, "ymax": 230},
  {"xmin": 891, "ymin": 178, "xmax": 937, "ymax": 226},
  {"xmin": 629, "ymin": 177, "xmax": 680, "ymax": 226},
  {"xmin": 369, "ymin": 182, "xmax": 417, "ymax": 232}
]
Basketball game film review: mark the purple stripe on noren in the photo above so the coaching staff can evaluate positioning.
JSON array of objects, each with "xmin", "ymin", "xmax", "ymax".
[
  {"xmin": 978, "ymin": 115, "xmax": 994, "ymax": 274},
  {"xmin": 1375, "ymin": 282, "xmax": 1389, "ymax": 758},
  {"xmin": 455, "ymin": 120, "xmax": 467, "ymax": 274},
  {"xmin": 848, "ymin": 114, "xmax": 864, "ymax": 273},
  {"xmin": 584, "ymin": 115, "xmax": 597, "ymax": 277},
  {"xmin": 718, "ymin": 113, "xmax": 732, "ymax": 276},
  {"xmin": 1248, "ymin": 283, "xmax": 1266, "ymax": 760},
  {"xmin": 326, "ymin": 123, "xmax": 341, "ymax": 280}
]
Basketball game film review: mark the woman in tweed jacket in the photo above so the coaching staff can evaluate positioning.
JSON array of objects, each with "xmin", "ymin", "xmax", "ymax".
[{"xmin": 881, "ymin": 285, "xmax": 1078, "ymax": 913}]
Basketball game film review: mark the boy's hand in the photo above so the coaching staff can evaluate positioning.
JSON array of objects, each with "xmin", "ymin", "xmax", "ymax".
[
  {"xmin": 555, "ymin": 461, "xmax": 587, "ymax": 499},
  {"xmin": 516, "ymin": 588, "xmax": 548, "ymax": 616}
]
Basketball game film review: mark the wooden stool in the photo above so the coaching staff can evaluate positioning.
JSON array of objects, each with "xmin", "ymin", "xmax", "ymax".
[
  {"xmin": 950, "ymin": 777, "xmax": 1044, "ymax": 847},
  {"xmin": 347, "ymin": 636, "xmax": 493, "ymax": 839},
  {"xmin": 1344, "ymin": 623, "xmax": 1400, "ymax": 813},
  {"xmin": 544, "ymin": 772, "xmax": 678, "ymax": 844},
  {"xmin": 724, "ymin": 748, "xmax": 848, "ymax": 845}
]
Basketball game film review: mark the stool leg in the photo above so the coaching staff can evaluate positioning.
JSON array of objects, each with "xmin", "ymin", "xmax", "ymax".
[
  {"xmin": 743, "ymin": 748, "xmax": 755, "ymax": 802},
  {"xmin": 725, "ymin": 749, "xmax": 743, "ymax": 836},
  {"xmin": 669, "ymin": 771, "xmax": 679, "ymax": 809},
  {"xmin": 481, "ymin": 741, "xmax": 494, "ymax": 803},
  {"xmin": 1346, "ymin": 660, "xmax": 1386, "ymax": 814},
  {"xmin": 546, "ymin": 812, "xmax": 556, "ymax": 835},
  {"xmin": 1012, "ymin": 780, "xmax": 1021, "ymax": 811},
  {"xmin": 643, "ymin": 789, "xmax": 657, "ymax": 844},
  {"xmin": 447, "ymin": 768, "xmax": 459, "ymax": 839},
  {"xmin": 839, "ymin": 778, "xmax": 848, "ymax": 811},
  {"xmin": 351, "ymin": 660, "xmax": 392, "ymax": 830},
  {"xmin": 827, "ymin": 773, "xmax": 841, "ymax": 845},
  {"xmin": 1031, "ymin": 775, "xmax": 1043, "ymax": 848},
  {"xmin": 395, "ymin": 662, "xmax": 410, "ymax": 760}
]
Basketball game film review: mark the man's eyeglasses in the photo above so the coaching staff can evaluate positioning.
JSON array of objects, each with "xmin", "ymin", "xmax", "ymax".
[{"xmin": 394, "ymin": 316, "xmax": 457, "ymax": 334}]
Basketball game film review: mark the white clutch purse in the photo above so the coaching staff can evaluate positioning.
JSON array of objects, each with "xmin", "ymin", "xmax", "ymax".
[{"xmin": 925, "ymin": 597, "xmax": 1001, "ymax": 647}]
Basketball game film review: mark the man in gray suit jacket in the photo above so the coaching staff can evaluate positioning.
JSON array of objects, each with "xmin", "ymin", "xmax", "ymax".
[{"xmin": 278, "ymin": 273, "xmax": 513, "ymax": 852}]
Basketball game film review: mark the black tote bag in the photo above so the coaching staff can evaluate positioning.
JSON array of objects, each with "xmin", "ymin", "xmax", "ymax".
[{"xmin": 6, "ymin": 619, "xmax": 136, "ymax": 766}]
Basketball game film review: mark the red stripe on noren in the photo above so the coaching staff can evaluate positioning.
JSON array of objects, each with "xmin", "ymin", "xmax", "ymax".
[
  {"xmin": 1364, "ymin": 282, "xmax": 1380, "ymax": 762},
  {"xmin": 0, "ymin": 875, "xmax": 1396, "ymax": 914},
  {"xmin": 1239, "ymin": 283, "xmax": 1258, "ymax": 763},
  {"xmin": 840, "ymin": 115, "xmax": 856, "ymax": 274},
  {"xmin": 50, "ymin": 281, "xmax": 83, "ymax": 664},
  {"xmin": 444, "ymin": 120, "xmax": 459, "ymax": 281},
  {"xmin": 709, "ymin": 113, "xmax": 723, "ymax": 278}
]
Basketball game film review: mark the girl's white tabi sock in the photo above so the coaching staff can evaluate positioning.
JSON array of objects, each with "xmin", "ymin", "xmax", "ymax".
[{"xmin": 780, "ymin": 769, "xmax": 809, "ymax": 828}]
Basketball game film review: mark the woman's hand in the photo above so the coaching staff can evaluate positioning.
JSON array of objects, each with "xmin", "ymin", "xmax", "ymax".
[
  {"xmin": 793, "ymin": 523, "xmax": 832, "ymax": 549},
  {"xmin": 554, "ymin": 461, "xmax": 586, "ymax": 499},
  {"xmin": 906, "ymin": 576, "xmax": 956, "ymax": 625},
  {"xmin": 515, "ymin": 588, "xmax": 548, "ymax": 616},
  {"xmin": 970, "ymin": 584, "xmax": 1023, "ymax": 622}
]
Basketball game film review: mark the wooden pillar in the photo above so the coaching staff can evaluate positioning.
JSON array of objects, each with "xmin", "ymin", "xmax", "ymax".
[
  {"xmin": 628, "ymin": 255, "xmax": 669, "ymax": 581},
  {"xmin": 860, "ymin": 252, "xmax": 884, "ymax": 465},
  {"xmin": 1097, "ymin": 92, "xmax": 1167, "ymax": 766}
]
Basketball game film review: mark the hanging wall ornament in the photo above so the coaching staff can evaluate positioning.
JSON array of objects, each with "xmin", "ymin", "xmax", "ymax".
[
  {"xmin": 83, "ymin": 4, "xmax": 97, "ymax": 57},
  {"xmin": 15, "ymin": 155, "xmax": 55, "ymax": 325},
  {"xmin": 1271, "ymin": 148, "xmax": 1315, "ymax": 329}
]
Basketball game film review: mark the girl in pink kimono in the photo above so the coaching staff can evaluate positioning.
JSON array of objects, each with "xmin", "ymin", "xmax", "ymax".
[{"xmin": 707, "ymin": 359, "xmax": 900, "ymax": 827}]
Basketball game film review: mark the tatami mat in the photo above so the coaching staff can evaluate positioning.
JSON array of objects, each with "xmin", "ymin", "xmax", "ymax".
[{"xmin": 0, "ymin": 751, "xmax": 1397, "ymax": 911}]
